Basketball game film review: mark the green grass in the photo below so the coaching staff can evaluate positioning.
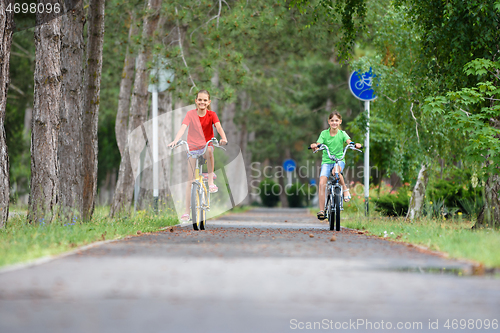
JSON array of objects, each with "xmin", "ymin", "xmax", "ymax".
[
  {"xmin": 0, "ymin": 206, "xmax": 178, "ymax": 268},
  {"xmin": 309, "ymin": 183, "xmax": 500, "ymax": 268},
  {"xmin": 343, "ymin": 215, "xmax": 500, "ymax": 268},
  {"xmin": 0, "ymin": 204, "xmax": 253, "ymax": 268}
]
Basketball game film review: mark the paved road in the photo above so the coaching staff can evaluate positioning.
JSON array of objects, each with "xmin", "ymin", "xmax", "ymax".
[{"xmin": 1, "ymin": 208, "xmax": 499, "ymax": 333}]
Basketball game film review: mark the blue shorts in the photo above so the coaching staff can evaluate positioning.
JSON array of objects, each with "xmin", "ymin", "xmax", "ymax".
[{"xmin": 320, "ymin": 162, "xmax": 345, "ymax": 178}]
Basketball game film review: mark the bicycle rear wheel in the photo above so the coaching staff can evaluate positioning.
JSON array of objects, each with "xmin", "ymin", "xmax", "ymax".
[
  {"xmin": 333, "ymin": 187, "xmax": 341, "ymax": 231},
  {"xmin": 191, "ymin": 183, "xmax": 201, "ymax": 230}
]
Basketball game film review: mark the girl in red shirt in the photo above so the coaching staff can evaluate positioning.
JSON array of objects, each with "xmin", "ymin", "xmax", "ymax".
[{"xmin": 168, "ymin": 90, "xmax": 228, "ymax": 221}]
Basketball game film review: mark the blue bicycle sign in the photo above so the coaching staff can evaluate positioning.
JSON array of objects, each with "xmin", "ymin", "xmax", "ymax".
[{"xmin": 349, "ymin": 69, "xmax": 377, "ymax": 101}]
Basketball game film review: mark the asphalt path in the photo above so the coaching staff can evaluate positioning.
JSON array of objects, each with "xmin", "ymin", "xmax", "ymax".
[{"xmin": 0, "ymin": 208, "xmax": 499, "ymax": 333}]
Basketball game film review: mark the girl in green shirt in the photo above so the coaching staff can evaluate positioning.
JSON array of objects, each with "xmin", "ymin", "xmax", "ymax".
[{"xmin": 310, "ymin": 112, "xmax": 362, "ymax": 220}]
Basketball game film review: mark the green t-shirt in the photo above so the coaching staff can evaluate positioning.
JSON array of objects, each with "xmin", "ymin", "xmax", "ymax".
[{"xmin": 317, "ymin": 129, "xmax": 351, "ymax": 164}]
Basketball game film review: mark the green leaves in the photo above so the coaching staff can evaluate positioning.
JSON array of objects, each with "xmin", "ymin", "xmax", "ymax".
[
  {"xmin": 289, "ymin": 0, "xmax": 367, "ymax": 61},
  {"xmin": 464, "ymin": 59, "xmax": 498, "ymax": 76},
  {"xmin": 422, "ymin": 59, "xmax": 500, "ymax": 173}
]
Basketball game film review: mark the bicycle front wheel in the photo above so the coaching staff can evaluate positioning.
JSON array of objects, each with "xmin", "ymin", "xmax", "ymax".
[
  {"xmin": 333, "ymin": 187, "xmax": 341, "ymax": 231},
  {"xmin": 328, "ymin": 192, "xmax": 335, "ymax": 231},
  {"xmin": 199, "ymin": 190, "xmax": 207, "ymax": 230},
  {"xmin": 191, "ymin": 183, "xmax": 201, "ymax": 231}
]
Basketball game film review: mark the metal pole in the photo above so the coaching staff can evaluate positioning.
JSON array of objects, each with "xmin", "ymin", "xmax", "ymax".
[
  {"xmin": 364, "ymin": 100, "xmax": 370, "ymax": 216},
  {"xmin": 152, "ymin": 90, "xmax": 159, "ymax": 213}
]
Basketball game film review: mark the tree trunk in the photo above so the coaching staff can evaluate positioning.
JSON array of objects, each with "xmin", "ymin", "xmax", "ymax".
[
  {"xmin": 0, "ymin": 0, "xmax": 14, "ymax": 227},
  {"xmin": 58, "ymin": 0, "xmax": 85, "ymax": 221},
  {"xmin": 29, "ymin": 12, "xmax": 62, "ymax": 224},
  {"xmin": 158, "ymin": 91, "xmax": 173, "ymax": 207},
  {"xmin": 476, "ymin": 173, "xmax": 500, "ymax": 227},
  {"xmin": 476, "ymin": 117, "xmax": 500, "ymax": 228},
  {"xmin": 169, "ymin": 99, "xmax": 188, "ymax": 214},
  {"xmin": 81, "ymin": 0, "xmax": 106, "ymax": 221},
  {"xmin": 278, "ymin": 174, "xmax": 289, "ymax": 208},
  {"xmin": 221, "ymin": 101, "xmax": 248, "ymax": 205},
  {"xmin": 237, "ymin": 92, "xmax": 253, "ymax": 206},
  {"xmin": 115, "ymin": 15, "xmax": 138, "ymax": 157},
  {"xmin": 406, "ymin": 163, "xmax": 429, "ymax": 220},
  {"xmin": 210, "ymin": 70, "xmax": 219, "ymax": 113},
  {"xmin": 23, "ymin": 106, "xmax": 32, "ymax": 137},
  {"xmin": 110, "ymin": 0, "xmax": 162, "ymax": 217},
  {"xmin": 239, "ymin": 121, "xmax": 251, "ymax": 205},
  {"xmin": 110, "ymin": 145, "xmax": 135, "ymax": 217}
]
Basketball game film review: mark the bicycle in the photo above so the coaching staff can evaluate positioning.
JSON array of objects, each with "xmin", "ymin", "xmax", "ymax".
[
  {"xmin": 171, "ymin": 137, "xmax": 226, "ymax": 230},
  {"xmin": 309, "ymin": 142, "xmax": 362, "ymax": 231}
]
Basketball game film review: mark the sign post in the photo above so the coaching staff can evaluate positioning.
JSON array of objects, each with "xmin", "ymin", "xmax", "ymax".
[
  {"xmin": 348, "ymin": 69, "xmax": 376, "ymax": 216},
  {"xmin": 283, "ymin": 159, "xmax": 296, "ymax": 189},
  {"xmin": 147, "ymin": 57, "xmax": 175, "ymax": 213}
]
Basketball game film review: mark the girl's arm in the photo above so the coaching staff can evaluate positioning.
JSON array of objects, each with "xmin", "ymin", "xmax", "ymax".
[
  {"xmin": 168, "ymin": 124, "xmax": 188, "ymax": 147},
  {"xmin": 346, "ymin": 139, "xmax": 362, "ymax": 149},
  {"xmin": 214, "ymin": 122, "xmax": 228, "ymax": 145}
]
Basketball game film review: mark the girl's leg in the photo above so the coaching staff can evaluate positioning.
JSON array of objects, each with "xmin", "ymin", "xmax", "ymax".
[
  {"xmin": 204, "ymin": 146, "xmax": 215, "ymax": 186},
  {"xmin": 318, "ymin": 176, "xmax": 328, "ymax": 212},
  {"xmin": 184, "ymin": 157, "xmax": 196, "ymax": 215}
]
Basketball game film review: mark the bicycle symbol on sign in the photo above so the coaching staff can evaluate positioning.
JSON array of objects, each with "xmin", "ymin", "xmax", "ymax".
[{"xmin": 355, "ymin": 74, "xmax": 373, "ymax": 90}]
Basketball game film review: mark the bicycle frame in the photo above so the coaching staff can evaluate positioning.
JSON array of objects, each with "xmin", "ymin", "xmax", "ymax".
[
  {"xmin": 325, "ymin": 174, "xmax": 343, "ymax": 214},
  {"xmin": 172, "ymin": 137, "xmax": 226, "ymax": 222},
  {"xmin": 192, "ymin": 156, "xmax": 210, "ymax": 212}
]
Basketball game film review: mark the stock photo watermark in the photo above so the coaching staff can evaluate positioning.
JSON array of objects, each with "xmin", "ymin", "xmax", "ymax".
[
  {"xmin": 290, "ymin": 318, "xmax": 499, "ymax": 330},
  {"xmin": 249, "ymin": 161, "xmax": 379, "ymax": 198}
]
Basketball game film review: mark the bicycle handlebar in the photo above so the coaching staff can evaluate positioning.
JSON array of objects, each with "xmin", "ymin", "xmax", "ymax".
[
  {"xmin": 171, "ymin": 137, "xmax": 226, "ymax": 154},
  {"xmin": 310, "ymin": 142, "xmax": 362, "ymax": 162}
]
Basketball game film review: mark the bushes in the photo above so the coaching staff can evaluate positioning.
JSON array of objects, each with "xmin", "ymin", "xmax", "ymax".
[
  {"xmin": 286, "ymin": 182, "xmax": 309, "ymax": 207},
  {"xmin": 372, "ymin": 167, "xmax": 483, "ymax": 218},
  {"xmin": 304, "ymin": 183, "xmax": 317, "ymax": 207},
  {"xmin": 259, "ymin": 180, "xmax": 317, "ymax": 208},
  {"xmin": 372, "ymin": 187, "xmax": 410, "ymax": 216},
  {"xmin": 259, "ymin": 179, "xmax": 280, "ymax": 207},
  {"xmin": 426, "ymin": 168, "xmax": 481, "ymax": 215}
]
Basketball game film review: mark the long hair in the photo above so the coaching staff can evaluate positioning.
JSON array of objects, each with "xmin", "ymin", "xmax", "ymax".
[
  {"xmin": 328, "ymin": 111, "xmax": 342, "ymax": 130},
  {"xmin": 196, "ymin": 90, "xmax": 211, "ymax": 111}
]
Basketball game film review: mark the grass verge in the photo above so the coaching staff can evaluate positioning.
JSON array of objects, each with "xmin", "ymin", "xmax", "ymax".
[
  {"xmin": 343, "ymin": 215, "xmax": 500, "ymax": 268},
  {"xmin": 0, "ymin": 206, "xmax": 178, "ymax": 268}
]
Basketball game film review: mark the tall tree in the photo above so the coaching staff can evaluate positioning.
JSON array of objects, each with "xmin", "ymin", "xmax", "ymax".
[
  {"xmin": 58, "ymin": 0, "xmax": 85, "ymax": 220},
  {"xmin": 29, "ymin": 5, "xmax": 62, "ymax": 224},
  {"xmin": 424, "ymin": 59, "xmax": 500, "ymax": 226},
  {"xmin": 82, "ymin": 0, "xmax": 106, "ymax": 221},
  {"xmin": 0, "ymin": 0, "xmax": 14, "ymax": 227},
  {"xmin": 115, "ymin": 13, "xmax": 138, "ymax": 157},
  {"xmin": 110, "ymin": 0, "xmax": 162, "ymax": 217}
]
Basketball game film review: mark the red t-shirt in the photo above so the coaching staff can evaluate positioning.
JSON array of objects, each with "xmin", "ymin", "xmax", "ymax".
[{"xmin": 182, "ymin": 109, "xmax": 220, "ymax": 150}]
